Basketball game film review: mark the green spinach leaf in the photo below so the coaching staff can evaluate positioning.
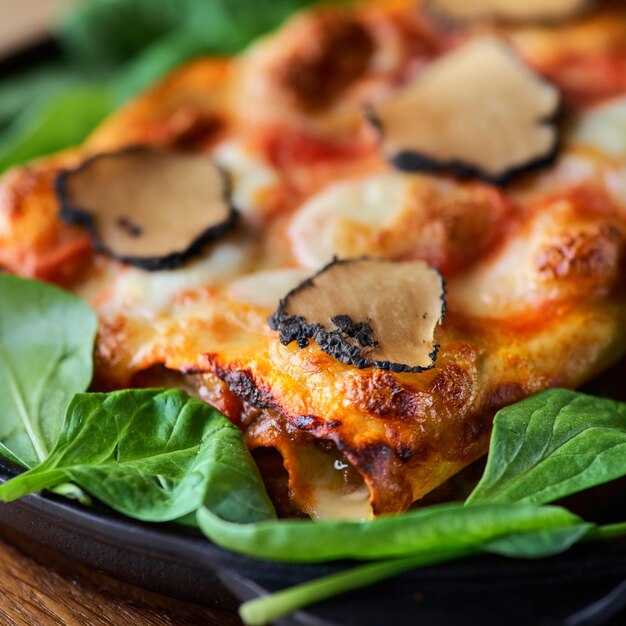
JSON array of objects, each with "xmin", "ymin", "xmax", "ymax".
[
  {"xmin": 0, "ymin": 86, "xmax": 113, "ymax": 174},
  {"xmin": 483, "ymin": 524, "xmax": 592, "ymax": 558},
  {"xmin": 0, "ymin": 274, "xmax": 97, "ymax": 467},
  {"xmin": 467, "ymin": 389, "xmax": 626, "ymax": 506},
  {"xmin": 0, "ymin": 64, "xmax": 96, "ymax": 133},
  {"xmin": 197, "ymin": 500, "xmax": 583, "ymax": 562},
  {"xmin": 0, "ymin": 388, "xmax": 276, "ymax": 523},
  {"xmin": 1, "ymin": 0, "xmax": 344, "ymax": 174},
  {"xmin": 111, "ymin": 31, "xmax": 216, "ymax": 104},
  {"xmin": 108, "ymin": 0, "xmax": 352, "ymax": 102}
]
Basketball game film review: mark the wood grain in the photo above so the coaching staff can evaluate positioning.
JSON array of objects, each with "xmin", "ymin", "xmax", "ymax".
[{"xmin": 0, "ymin": 528, "xmax": 242, "ymax": 626}]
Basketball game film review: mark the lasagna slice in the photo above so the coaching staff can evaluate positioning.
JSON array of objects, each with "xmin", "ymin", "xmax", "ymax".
[{"xmin": 1, "ymin": 0, "xmax": 626, "ymax": 520}]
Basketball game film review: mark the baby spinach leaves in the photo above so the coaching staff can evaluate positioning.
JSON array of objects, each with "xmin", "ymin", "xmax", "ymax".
[
  {"xmin": 483, "ymin": 523, "xmax": 593, "ymax": 559},
  {"xmin": 0, "ymin": 274, "xmax": 97, "ymax": 468},
  {"xmin": 467, "ymin": 389, "xmax": 626, "ymax": 506},
  {"xmin": 0, "ymin": 275, "xmax": 274, "ymax": 525},
  {"xmin": 0, "ymin": 388, "xmax": 276, "ymax": 523},
  {"xmin": 0, "ymin": 86, "xmax": 113, "ymax": 175}
]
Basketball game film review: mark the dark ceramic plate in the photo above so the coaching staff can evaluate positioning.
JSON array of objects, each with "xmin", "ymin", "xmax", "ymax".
[{"xmin": 3, "ymin": 458, "xmax": 626, "ymax": 626}]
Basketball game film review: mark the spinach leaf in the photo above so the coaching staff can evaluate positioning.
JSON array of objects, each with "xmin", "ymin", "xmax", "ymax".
[
  {"xmin": 238, "ymin": 523, "xmax": 591, "ymax": 626},
  {"xmin": 197, "ymin": 500, "xmax": 583, "ymax": 562},
  {"xmin": 483, "ymin": 524, "xmax": 592, "ymax": 558},
  {"xmin": 467, "ymin": 389, "xmax": 626, "ymax": 507},
  {"xmin": 587, "ymin": 521, "xmax": 626, "ymax": 542},
  {"xmin": 0, "ymin": 64, "xmax": 95, "ymax": 133},
  {"xmin": 107, "ymin": 0, "xmax": 353, "ymax": 102},
  {"xmin": 57, "ymin": 0, "xmax": 185, "ymax": 71},
  {"xmin": 0, "ymin": 85, "xmax": 113, "ymax": 174},
  {"xmin": 0, "ymin": 389, "xmax": 276, "ymax": 523},
  {"xmin": 0, "ymin": 274, "xmax": 97, "ymax": 467}
]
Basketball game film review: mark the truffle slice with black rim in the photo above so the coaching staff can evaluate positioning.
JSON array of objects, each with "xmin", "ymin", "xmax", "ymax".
[
  {"xmin": 366, "ymin": 37, "xmax": 560, "ymax": 184},
  {"xmin": 56, "ymin": 147, "xmax": 239, "ymax": 270},
  {"xmin": 428, "ymin": 0, "xmax": 589, "ymax": 24},
  {"xmin": 268, "ymin": 258, "xmax": 446, "ymax": 373}
]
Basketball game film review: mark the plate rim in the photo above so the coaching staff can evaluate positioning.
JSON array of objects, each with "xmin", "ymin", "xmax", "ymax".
[{"xmin": 3, "ymin": 457, "xmax": 626, "ymax": 588}]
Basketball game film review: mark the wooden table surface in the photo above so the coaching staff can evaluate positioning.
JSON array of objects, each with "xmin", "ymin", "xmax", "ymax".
[{"xmin": 0, "ymin": 526, "xmax": 243, "ymax": 626}]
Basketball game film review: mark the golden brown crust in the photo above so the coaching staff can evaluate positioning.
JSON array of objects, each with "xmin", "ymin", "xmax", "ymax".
[
  {"xmin": 87, "ymin": 59, "xmax": 232, "ymax": 152},
  {"xmin": 535, "ymin": 223, "xmax": 622, "ymax": 283}
]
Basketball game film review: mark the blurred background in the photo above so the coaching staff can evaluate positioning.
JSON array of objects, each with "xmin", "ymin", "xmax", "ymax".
[
  {"xmin": 0, "ymin": 0, "xmax": 65, "ymax": 58},
  {"xmin": 0, "ymin": 0, "xmax": 330, "ymax": 175}
]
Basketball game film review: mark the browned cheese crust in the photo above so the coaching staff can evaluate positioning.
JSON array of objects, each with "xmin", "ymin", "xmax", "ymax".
[{"xmin": 2, "ymin": 0, "xmax": 626, "ymax": 518}]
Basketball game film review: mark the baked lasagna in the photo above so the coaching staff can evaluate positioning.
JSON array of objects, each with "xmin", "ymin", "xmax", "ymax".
[{"xmin": 1, "ymin": 0, "xmax": 626, "ymax": 520}]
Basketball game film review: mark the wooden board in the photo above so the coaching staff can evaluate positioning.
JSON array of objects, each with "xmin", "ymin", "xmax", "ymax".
[{"xmin": 0, "ymin": 526, "xmax": 242, "ymax": 626}]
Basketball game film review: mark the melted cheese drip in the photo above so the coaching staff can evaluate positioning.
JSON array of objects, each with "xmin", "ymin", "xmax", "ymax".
[
  {"xmin": 305, "ymin": 452, "xmax": 372, "ymax": 521},
  {"xmin": 283, "ymin": 443, "xmax": 373, "ymax": 521},
  {"xmin": 311, "ymin": 485, "xmax": 372, "ymax": 521}
]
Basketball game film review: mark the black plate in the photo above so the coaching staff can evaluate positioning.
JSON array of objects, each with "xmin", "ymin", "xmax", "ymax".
[{"xmin": 2, "ymin": 459, "xmax": 626, "ymax": 626}]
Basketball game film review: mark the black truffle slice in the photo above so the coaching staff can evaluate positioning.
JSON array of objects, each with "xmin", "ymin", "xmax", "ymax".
[
  {"xmin": 428, "ymin": 0, "xmax": 589, "ymax": 23},
  {"xmin": 56, "ymin": 147, "xmax": 239, "ymax": 271},
  {"xmin": 268, "ymin": 258, "xmax": 446, "ymax": 373},
  {"xmin": 365, "ymin": 37, "xmax": 560, "ymax": 184}
]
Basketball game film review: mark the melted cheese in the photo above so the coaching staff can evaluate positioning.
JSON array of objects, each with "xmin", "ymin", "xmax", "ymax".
[
  {"xmin": 3, "ymin": 0, "xmax": 626, "ymax": 522},
  {"xmin": 288, "ymin": 173, "xmax": 409, "ymax": 268},
  {"xmin": 572, "ymin": 96, "xmax": 626, "ymax": 157},
  {"xmin": 516, "ymin": 149, "xmax": 626, "ymax": 216},
  {"xmin": 288, "ymin": 172, "xmax": 509, "ymax": 272},
  {"xmin": 448, "ymin": 200, "xmax": 624, "ymax": 318},
  {"xmin": 283, "ymin": 443, "xmax": 372, "ymax": 521},
  {"xmin": 227, "ymin": 268, "xmax": 311, "ymax": 310},
  {"xmin": 100, "ymin": 238, "xmax": 254, "ymax": 318},
  {"xmin": 212, "ymin": 140, "xmax": 280, "ymax": 219}
]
